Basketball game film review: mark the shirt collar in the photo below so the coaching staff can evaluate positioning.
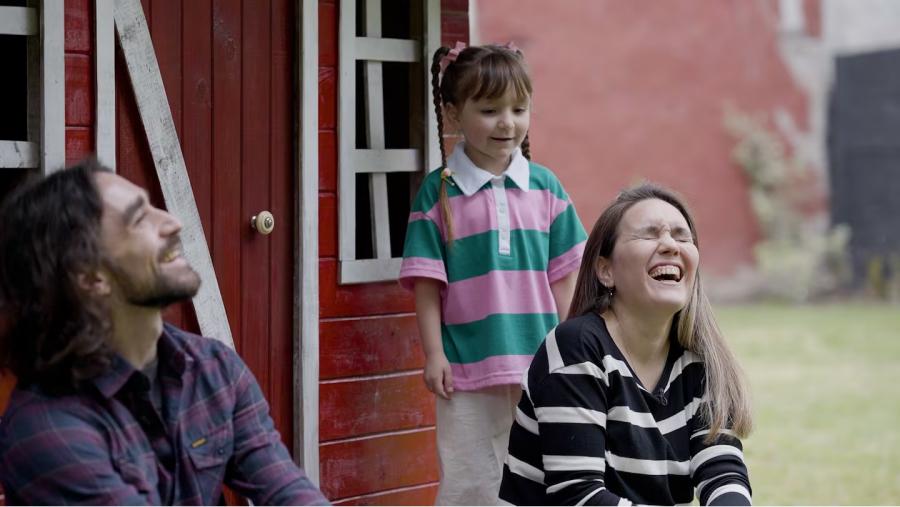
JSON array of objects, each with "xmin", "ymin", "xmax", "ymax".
[
  {"xmin": 446, "ymin": 141, "xmax": 530, "ymax": 196},
  {"xmin": 91, "ymin": 325, "xmax": 189, "ymax": 399}
]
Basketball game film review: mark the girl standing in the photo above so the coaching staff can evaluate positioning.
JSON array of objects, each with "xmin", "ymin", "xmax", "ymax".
[{"xmin": 399, "ymin": 43, "xmax": 587, "ymax": 505}]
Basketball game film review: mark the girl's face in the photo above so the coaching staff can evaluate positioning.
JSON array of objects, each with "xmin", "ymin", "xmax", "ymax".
[
  {"xmin": 447, "ymin": 87, "xmax": 531, "ymax": 175},
  {"xmin": 597, "ymin": 198, "xmax": 699, "ymax": 317}
]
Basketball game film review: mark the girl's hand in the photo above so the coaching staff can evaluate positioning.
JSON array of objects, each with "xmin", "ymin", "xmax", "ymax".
[{"xmin": 424, "ymin": 354, "xmax": 454, "ymax": 399}]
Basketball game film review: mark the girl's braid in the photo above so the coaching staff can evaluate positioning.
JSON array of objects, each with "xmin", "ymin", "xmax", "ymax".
[{"xmin": 431, "ymin": 46, "xmax": 455, "ymax": 243}]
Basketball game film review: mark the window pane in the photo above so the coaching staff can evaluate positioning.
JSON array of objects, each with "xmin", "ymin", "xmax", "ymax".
[{"xmin": 0, "ymin": 34, "xmax": 28, "ymax": 141}]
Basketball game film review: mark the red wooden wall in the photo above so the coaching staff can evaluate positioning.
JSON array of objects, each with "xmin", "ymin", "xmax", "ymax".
[{"xmin": 317, "ymin": 0, "xmax": 469, "ymax": 504}]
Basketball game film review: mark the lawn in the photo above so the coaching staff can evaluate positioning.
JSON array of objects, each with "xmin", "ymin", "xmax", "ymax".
[{"xmin": 716, "ymin": 303, "xmax": 900, "ymax": 505}]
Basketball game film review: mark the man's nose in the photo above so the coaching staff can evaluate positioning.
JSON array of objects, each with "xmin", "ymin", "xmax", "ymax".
[{"xmin": 161, "ymin": 211, "xmax": 183, "ymax": 235}]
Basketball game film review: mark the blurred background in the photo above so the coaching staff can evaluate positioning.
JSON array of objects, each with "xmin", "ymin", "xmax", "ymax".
[{"xmin": 473, "ymin": 0, "xmax": 900, "ymax": 503}]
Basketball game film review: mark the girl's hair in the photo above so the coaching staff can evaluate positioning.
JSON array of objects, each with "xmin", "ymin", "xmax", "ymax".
[
  {"xmin": 568, "ymin": 183, "xmax": 752, "ymax": 442},
  {"xmin": 430, "ymin": 44, "xmax": 533, "ymax": 243}
]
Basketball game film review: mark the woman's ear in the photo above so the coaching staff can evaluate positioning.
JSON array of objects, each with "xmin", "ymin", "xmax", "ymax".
[
  {"xmin": 77, "ymin": 270, "xmax": 111, "ymax": 297},
  {"xmin": 595, "ymin": 256, "xmax": 614, "ymax": 289}
]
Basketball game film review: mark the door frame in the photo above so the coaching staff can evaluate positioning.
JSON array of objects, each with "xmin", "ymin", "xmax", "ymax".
[{"xmin": 295, "ymin": 0, "xmax": 320, "ymax": 485}]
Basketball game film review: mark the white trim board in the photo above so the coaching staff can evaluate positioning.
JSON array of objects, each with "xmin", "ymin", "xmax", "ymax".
[
  {"xmin": 39, "ymin": 0, "xmax": 65, "ymax": 175},
  {"xmin": 295, "ymin": 0, "xmax": 320, "ymax": 484},
  {"xmin": 0, "ymin": 141, "xmax": 39, "ymax": 168},
  {"xmin": 0, "ymin": 6, "xmax": 37, "ymax": 35},
  {"xmin": 95, "ymin": 0, "xmax": 116, "ymax": 171}
]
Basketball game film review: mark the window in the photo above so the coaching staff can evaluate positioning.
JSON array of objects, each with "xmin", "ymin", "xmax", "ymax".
[
  {"xmin": 0, "ymin": 0, "xmax": 64, "ymax": 176},
  {"xmin": 338, "ymin": 0, "xmax": 441, "ymax": 284}
]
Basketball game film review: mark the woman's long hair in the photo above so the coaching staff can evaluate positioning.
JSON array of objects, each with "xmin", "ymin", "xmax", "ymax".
[
  {"xmin": 429, "ymin": 44, "xmax": 533, "ymax": 243},
  {"xmin": 0, "ymin": 160, "xmax": 113, "ymax": 394},
  {"xmin": 569, "ymin": 183, "xmax": 752, "ymax": 441}
]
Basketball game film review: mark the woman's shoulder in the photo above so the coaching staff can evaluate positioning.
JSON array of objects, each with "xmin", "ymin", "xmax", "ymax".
[
  {"xmin": 525, "ymin": 313, "xmax": 615, "ymax": 395},
  {"xmin": 548, "ymin": 312, "xmax": 615, "ymax": 366}
]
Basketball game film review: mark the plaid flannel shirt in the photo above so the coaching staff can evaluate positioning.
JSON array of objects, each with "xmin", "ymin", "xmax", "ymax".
[{"xmin": 0, "ymin": 323, "xmax": 328, "ymax": 505}]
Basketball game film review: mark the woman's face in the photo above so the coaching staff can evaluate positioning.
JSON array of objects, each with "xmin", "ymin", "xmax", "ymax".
[{"xmin": 598, "ymin": 198, "xmax": 699, "ymax": 316}]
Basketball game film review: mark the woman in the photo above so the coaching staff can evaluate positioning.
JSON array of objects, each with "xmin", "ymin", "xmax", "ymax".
[{"xmin": 499, "ymin": 183, "xmax": 753, "ymax": 505}]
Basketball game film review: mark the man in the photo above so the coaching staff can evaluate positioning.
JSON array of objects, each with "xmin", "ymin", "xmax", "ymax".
[{"xmin": 0, "ymin": 160, "xmax": 329, "ymax": 505}]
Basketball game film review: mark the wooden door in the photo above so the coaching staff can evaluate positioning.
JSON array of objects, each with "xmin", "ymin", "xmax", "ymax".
[{"xmin": 115, "ymin": 0, "xmax": 297, "ymax": 446}]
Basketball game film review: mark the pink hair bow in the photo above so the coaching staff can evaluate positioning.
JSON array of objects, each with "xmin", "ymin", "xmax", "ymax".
[
  {"xmin": 439, "ymin": 41, "xmax": 467, "ymax": 74},
  {"xmin": 502, "ymin": 41, "xmax": 519, "ymax": 53}
]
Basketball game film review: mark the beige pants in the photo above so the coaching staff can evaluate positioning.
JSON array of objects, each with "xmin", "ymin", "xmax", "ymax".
[{"xmin": 435, "ymin": 384, "xmax": 522, "ymax": 506}]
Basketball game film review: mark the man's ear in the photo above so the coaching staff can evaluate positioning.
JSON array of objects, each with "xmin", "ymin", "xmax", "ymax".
[
  {"xmin": 76, "ymin": 269, "xmax": 111, "ymax": 297},
  {"xmin": 595, "ymin": 256, "xmax": 614, "ymax": 289}
]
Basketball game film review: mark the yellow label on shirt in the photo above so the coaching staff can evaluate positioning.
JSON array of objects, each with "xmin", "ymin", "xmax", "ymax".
[{"xmin": 191, "ymin": 437, "xmax": 207, "ymax": 448}]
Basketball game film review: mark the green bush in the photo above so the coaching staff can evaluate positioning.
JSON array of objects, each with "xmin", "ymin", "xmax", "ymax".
[{"xmin": 724, "ymin": 108, "xmax": 851, "ymax": 302}]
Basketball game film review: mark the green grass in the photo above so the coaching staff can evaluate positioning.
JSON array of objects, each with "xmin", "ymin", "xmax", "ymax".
[{"xmin": 716, "ymin": 303, "xmax": 900, "ymax": 505}]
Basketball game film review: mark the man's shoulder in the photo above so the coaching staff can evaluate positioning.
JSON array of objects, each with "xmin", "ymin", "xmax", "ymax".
[
  {"xmin": 0, "ymin": 387, "xmax": 101, "ymax": 451},
  {"xmin": 162, "ymin": 323, "xmax": 248, "ymax": 391},
  {"xmin": 163, "ymin": 323, "xmax": 238, "ymax": 362}
]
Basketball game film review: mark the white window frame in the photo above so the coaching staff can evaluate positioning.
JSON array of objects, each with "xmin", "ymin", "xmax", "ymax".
[
  {"xmin": 338, "ymin": 0, "xmax": 441, "ymax": 284},
  {"xmin": 0, "ymin": 1, "xmax": 64, "ymax": 174}
]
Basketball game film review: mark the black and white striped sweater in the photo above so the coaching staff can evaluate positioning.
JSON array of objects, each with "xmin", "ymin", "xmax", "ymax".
[{"xmin": 499, "ymin": 312, "xmax": 751, "ymax": 506}]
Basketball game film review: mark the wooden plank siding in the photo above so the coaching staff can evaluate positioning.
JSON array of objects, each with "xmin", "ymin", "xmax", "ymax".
[
  {"xmin": 65, "ymin": 0, "xmax": 94, "ymax": 165},
  {"xmin": 317, "ymin": 0, "xmax": 469, "ymax": 503}
]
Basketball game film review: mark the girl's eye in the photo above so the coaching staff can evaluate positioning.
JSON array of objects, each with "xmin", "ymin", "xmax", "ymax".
[{"xmin": 481, "ymin": 109, "xmax": 496, "ymax": 114}]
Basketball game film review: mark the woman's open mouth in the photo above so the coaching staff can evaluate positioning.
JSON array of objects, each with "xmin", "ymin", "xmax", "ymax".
[{"xmin": 648, "ymin": 264, "xmax": 683, "ymax": 283}]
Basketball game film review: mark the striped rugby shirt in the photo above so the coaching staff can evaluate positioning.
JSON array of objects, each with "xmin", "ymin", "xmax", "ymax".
[
  {"xmin": 500, "ymin": 312, "xmax": 751, "ymax": 505},
  {"xmin": 400, "ymin": 143, "xmax": 587, "ymax": 391}
]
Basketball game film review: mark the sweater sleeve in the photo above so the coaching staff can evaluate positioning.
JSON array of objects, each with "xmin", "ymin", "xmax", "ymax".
[{"xmin": 689, "ymin": 413, "xmax": 752, "ymax": 505}]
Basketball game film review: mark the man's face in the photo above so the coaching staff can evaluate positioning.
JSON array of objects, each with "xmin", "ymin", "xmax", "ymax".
[{"xmin": 94, "ymin": 172, "xmax": 201, "ymax": 308}]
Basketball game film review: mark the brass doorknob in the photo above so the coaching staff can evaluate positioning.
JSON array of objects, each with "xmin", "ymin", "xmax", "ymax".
[{"xmin": 250, "ymin": 211, "xmax": 275, "ymax": 235}]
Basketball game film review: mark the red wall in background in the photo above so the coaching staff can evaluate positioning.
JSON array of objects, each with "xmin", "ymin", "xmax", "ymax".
[
  {"xmin": 477, "ymin": 1, "xmax": 811, "ymax": 277},
  {"xmin": 65, "ymin": 0, "xmax": 95, "ymax": 165},
  {"xmin": 317, "ymin": 0, "xmax": 469, "ymax": 504}
]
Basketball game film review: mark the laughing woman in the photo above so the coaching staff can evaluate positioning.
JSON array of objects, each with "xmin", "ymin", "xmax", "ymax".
[{"xmin": 500, "ymin": 184, "xmax": 753, "ymax": 506}]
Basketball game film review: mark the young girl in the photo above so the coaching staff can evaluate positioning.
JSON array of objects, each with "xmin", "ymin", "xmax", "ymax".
[{"xmin": 399, "ymin": 43, "xmax": 587, "ymax": 505}]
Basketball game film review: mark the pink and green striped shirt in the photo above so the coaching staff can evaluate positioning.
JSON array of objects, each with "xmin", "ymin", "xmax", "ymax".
[{"xmin": 400, "ymin": 145, "xmax": 586, "ymax": 391}]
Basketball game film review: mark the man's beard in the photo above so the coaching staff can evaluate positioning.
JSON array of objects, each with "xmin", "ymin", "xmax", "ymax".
[{"xmin": 110, "ymin": 262, "xmax": 202, "ymax": 308}]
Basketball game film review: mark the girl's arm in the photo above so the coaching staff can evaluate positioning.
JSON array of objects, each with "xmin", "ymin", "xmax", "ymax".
[
  {"xmin": 414, "ymin": 278, "xmax": 453, "ymax": 399},
  {"xmin": 550, "ymin": 271, "xmax": 577, "ymax": 321}
]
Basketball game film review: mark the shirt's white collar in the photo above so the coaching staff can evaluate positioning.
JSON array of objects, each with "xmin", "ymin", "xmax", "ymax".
[{"xmin": 446, "ymin": 142, "xmax": 530, "ymax": 196}]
